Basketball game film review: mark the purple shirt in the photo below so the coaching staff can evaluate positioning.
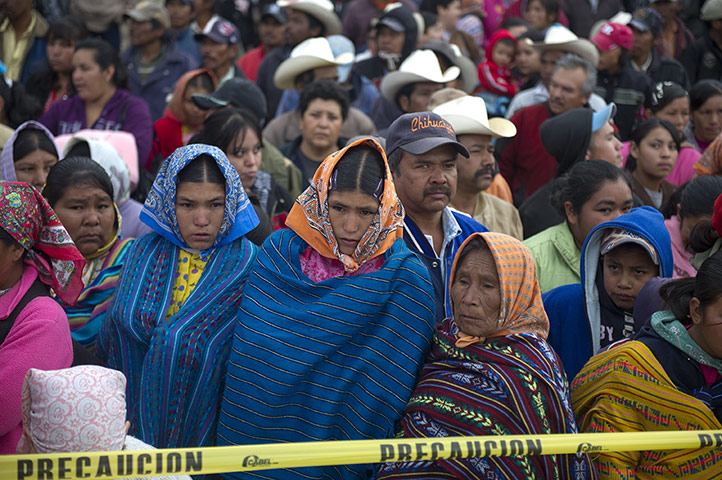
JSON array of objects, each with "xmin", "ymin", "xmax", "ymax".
[{"xmin": 39, "ymin": 89, "xmax": 153, "ymax": 165}]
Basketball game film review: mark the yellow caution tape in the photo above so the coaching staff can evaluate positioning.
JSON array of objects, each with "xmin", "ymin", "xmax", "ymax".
[{"xmin": 2, "ymin": 430, "xmax": 722, "ymax": 480}]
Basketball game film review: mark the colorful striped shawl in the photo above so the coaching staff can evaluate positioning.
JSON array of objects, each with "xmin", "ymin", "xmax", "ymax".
[
  {"xmin": 571, "ymin": 340, "xmax": 722, "ymax": 479},
  {"xmin": 57, "ymin": 237, "xmax": 134, "ymax": 349},
  {"xmin": 376, "ymin": 322, "xmax": 597, "ymax": 479},
  {"xmin": 216, "ymin": 229, "xmax": 436, "ymax": 480},
  {"xmin": 97, "ymin": 233, "xmax": 257, "ymax": 448}
]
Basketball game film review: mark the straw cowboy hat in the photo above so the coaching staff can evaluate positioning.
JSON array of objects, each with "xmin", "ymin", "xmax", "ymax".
[
  {"xmin": 274, "ymin": 37, "xmax": 354, "ymax": 89},
  {"xmin": 277, "ymin": 0, "xmax": 341, "ymax": 35},
  {"xmin": 534, "ymin": 25, "xmax": 600, "ymax": 68},
  {"xmin": 380, "ymin": 49, "xmax": 460, "ymax": 102},
  {"xmin": 433, "ymin": 96, "xmax": 517, "ymax": 138}
]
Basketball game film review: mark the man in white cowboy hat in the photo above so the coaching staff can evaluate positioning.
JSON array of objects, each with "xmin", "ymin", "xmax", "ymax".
[
  {"xmin": 371, "ymin": 49, "xmax": 460, "ymax": 132},
  {"xmin": 432, "ymin": 95, "xmax": 523, "ymax": 240},
  {"xmin": 506, "ymin": 25, "xmax": 607, "ymax": 118},
  {"xmin": 497, "ymin": 53, "xmax": 598, "ymax": 206},
  {"xmin": 262, "ymin": 37, "xmax": 376, "ymax": 148},
  {"xmin": 256, "ymin": 0, "xmax": 341, "ymax": 120},
  {"xmin": 386, "ymin": 111, "xmax": 487, "ymax": 323}
]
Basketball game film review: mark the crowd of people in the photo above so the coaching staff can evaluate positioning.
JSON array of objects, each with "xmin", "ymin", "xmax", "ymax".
[{"xmin": 3, "ymin": 0, "xmax": 722, "ymax": 478}]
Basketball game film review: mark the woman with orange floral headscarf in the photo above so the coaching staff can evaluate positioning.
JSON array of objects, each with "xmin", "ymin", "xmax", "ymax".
[
  {"xmin": 376, "ymin": 232, "xmax": 598, "ymax": 480},
  {"xmin": 216, "ymin": 138, "xmax": 436, "ymax": 480},
  {"xmin": 147, "ymin": 69, "xmax": 216, "ymax": 170}
]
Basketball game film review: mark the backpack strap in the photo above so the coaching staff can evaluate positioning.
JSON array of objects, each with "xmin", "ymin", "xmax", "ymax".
[{"xmin": 0, "ymin": 280, "xmax": 50, "ymax": 345}]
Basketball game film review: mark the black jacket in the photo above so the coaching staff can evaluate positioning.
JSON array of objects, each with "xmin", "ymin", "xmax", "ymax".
[
  {"xmin": 645, "ymin": 50, "xmax": 690, "ymax": 90},
  {"xmin": 680, "ymin": 35, "xmax": 722, "ymax": 85},
  {"xmin": 594, "ymin": 64, "xmax": 650, "ymax": 141},
  {"xmin": 256, "ymin": 45, "xmax": 292, "ymax": 123}
]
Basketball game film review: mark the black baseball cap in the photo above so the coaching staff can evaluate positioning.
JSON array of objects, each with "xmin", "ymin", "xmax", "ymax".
[
  {"xmin": 192, "ymin": 78, "xmax": 268, "ymax": 120},
  {"xmin": 386, "ymin": 112, "xmax": 469, "ymax": 157},
  {"xmin": 261, "ymin": 3, "xmax": 288, "ymax": 23}
]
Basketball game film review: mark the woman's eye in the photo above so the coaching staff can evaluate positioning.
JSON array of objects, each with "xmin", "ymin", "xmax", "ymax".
[
  {"xmin": 211, "ymin": 202, "xmax": 224, "ymax": 208},
  {"xmin": 361, "ymin": 209, "xmax": 375, "ymax": 216}
]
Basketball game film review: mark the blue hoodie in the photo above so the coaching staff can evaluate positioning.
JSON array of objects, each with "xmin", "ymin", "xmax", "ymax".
[{"xmin": 542, "ymin": 207, "xmax": 673, "ymax": 380}]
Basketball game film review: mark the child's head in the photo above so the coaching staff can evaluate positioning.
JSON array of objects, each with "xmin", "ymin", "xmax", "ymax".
[
  {"xmin": 492, "ymin": 37, "xmax": 516, "ymax": 68},
  {"xmin": 676, "ymin": 176, "xmax": 722, "ymax": 250},
  {"xmin": 600, "ymin": 229, "xmax": 660, "ymax": 311}
]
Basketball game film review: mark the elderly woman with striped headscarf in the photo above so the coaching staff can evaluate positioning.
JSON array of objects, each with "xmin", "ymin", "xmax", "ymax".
[{"xmin": 376, "ymin": 232, "xmax": 597, "ymax": 479}]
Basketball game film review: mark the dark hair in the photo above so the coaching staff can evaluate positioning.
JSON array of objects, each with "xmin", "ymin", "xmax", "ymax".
[
  {"xmin": 0, "ymin": 226, "xmax": 17, "ymax": 248},
  {"xmin": 689, "ymin": 79, "xmax": 722, "ymax": 113},
  {"xmin": 65, "ymin": 139, "xmax": 91, "ymax": 158},
  {"xmin": 330, "ymin": 144, "xmax": 386, "ymax": 197},
  {"xmin": 303, "ymin": 12, "xmax": 325, "ymax": 36},
  {"xmin": 453, "ymin": 235, "xmax": 491, "ymax": 283},
  {"xmin": 501, "ymin": 17, "xmax": 528, "ymax": 30},
  {"xmin": 680, "ymin": 176, "xmax": 722, "ymax": 218},
  {"xmin": 297, "ymin": 79, "xmax": 349, "ymax": 120},
  {"xmin": 660, "ymin": 180, "xmax": 686, "ymax": 219},
  {"xmin": 395, "ymin": 82, "xmax": 416, "ymax": 106},
  {"xmin": 626, "ymin": 118, "xmax": 680, "ymax": 172},
  {"xmin": 646, "ymin": 81, "xmax": 688, "ymax": 112},
  {"xmin": 186, "ymin": 71, "xmax": 215, "ymax": 95},
  {"xmin": 48, "ymin": 16, "xmax": 89, "ymax": 46},
  {"xmin": 44, "ymin": 156, "xmax": 115, "ymax": 208},
  {"xmin": 659, "ymin": 251, "xmax": 722, "ymax": 325},
  {"xmin": 550, "ymin": 159, "xmax": 632, "ymax": 217},
  {"xmin": 74, "ymin": 38, "xmax": 129, "ymax": 90},
  {"xmin": 190, "ymin": 107, "xmax": 263, "ymax": 155},
  {"xmin": 293, "ymin": 69, "xmax": 316, "ymax": 90},
  {"xmin": 176, "ymin": 153, "xmax": 225, "ymax": 185},
  {"xmin": 518, "ymin": 28, "xmax": 545, "ymax": 43},
  {"xmin": 420, "ymin": 0, "xmax": 457, "ymax": 14},
  {"xmin": 689, "ymin": 220, "xmax": 721, "ymax": 253},
  {"xmin": 0, "ymin": 78, "xmax": 42, "ymax": 128},
  {"xmin": 387, "ymin": 147, "xmax": 404, "ymax": 173},
  {"xmin": 421, "ymin": 11, "xmax": 438, "ymax": 32},
  {"xmin": 525, "ymin": 0, "xmax": 559, "ymax": 21},
  {"xmin": 13, "ymin": 128, "xmax": 58, "ymax": 162},
  {"xmin": 495, "ymin": 37, "xmax": 516, "ymax": 49}
]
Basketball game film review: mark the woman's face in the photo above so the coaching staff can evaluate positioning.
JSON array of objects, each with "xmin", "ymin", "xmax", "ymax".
[
  {"xmin": 47, "ymin": 38, "xmax": 76, "ymax": 74},
  {"xmin": 14, "ymin": 149, "xmax": 58, "ymax": 191},
  {"xmin": 327, "ymin": 189, "xmax": 380, "ymax": 256},
  {"xmin": 175, "ymin": 181, "xmax": 226, "ymax": 251},
  {"xmin": 72, "ymin": 49, "xmax": 114, "ymax": 103},
  {"xmin": 630, "ymin": 126, "xmax": 678, "ymax": 181},
  {"xmin": 437, "ymin": 0, "xmax": 462, "ymax": 32},
  {"xmin": 300, "ymin": 99, "xmax": 343, "ymax": 152},
  {"xmin": 692, "ymin": 94, "xmax": 722, "ymax": 143},
  {"xmin": 52, "ymin": 183, "xmax": 115, "ymax": 257},
  {"xmin": 566, "ymin": 178, "xmax": 634, "ymax": 249},
  {"xmin": 182, "ymin": 84, "xmax": 211, "ymax": 128},
  {"xmin": 651, "ymin": 96, "xmax": 690, "ymax": 139},
  {"xmin": 689, "ymin": 294, "xmax": 722, "ymax": 359},
  {"xmin": 524, "ymin": 0, "xmax": 554, "ymax": 31},
  {"xmin": 451, "ymin": 247, "xmax": 501, "ymax": 338},
  {"xmin": 0, "ymin": 238, "xmax": 25, "ymax": 290},
  {"xmin": 226, "ymin": 127, "xmax": 262, "ymax": 189},
  {"xmin": 515, "ymin": 39, "xmax": 541, "ymax": 76}
]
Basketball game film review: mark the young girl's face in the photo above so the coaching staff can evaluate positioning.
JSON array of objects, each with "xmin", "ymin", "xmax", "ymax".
[
  {"xmin": 492, "ymin": 42, "xmax": 515, "ymax": 68},
  {"xmin": 515, "ymin": 39, "xmax": 540, "ymax": 76},
  {"xmin": 652, "ymin": 95, "xmax": 690, "ymax": 139},
  {"xmin": 328, "ymin": 189, "xmax": 380, "ymax": 256},
  {"xmin": 524, "ymin": 0, "xmax": 554, "ymax": 31},
  {"xmin": 689, "ymin": 294, "xmax": 722, "ymax": 359},
  {"xmin": 630, "ymin": 126, "xmax": 678, "ymax": 181}
]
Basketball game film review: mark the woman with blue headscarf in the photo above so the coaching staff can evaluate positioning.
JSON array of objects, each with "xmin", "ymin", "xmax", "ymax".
[{"xmin": 97, "ymin": 144, "xmax": 259, "ymax": 449}]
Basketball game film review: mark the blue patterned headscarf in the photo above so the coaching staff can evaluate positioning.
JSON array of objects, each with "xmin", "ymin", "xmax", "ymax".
[{"xmin": 140, "ymin": 144, "xmax": 259, "ymax": 255}]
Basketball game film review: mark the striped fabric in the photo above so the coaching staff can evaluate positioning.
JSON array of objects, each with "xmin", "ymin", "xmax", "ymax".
[
  {"xmin": 58, "ymin": 237, "xmax": 134, "ymax": 349},
  {"xmin": 216, "ymin": 229, "xmax": 436, "ymax": 479},
  {"xmin": 571, "ymin": 340, "xmax": 722, "ymax": 479},
  {"xmin": 376, "ymin": 323, "xmax": 596, "ymax": 479},
  {"xmin": 98, "ymin": 233, "xmax": 257, "ymax": 448}
]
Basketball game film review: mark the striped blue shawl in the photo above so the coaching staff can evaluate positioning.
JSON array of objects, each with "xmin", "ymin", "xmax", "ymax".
[
  {"xmin": 98, "ymin": 233, "xmax": 257, "ymax": 448},
  {"xmin": 216, "ymin": 229, "xmax": 436, "ymax": 479}
]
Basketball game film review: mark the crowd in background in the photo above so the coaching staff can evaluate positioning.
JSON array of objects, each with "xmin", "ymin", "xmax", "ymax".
[{"xmin": 3, "ymin": 0, "xmax": 722, "ymax": 478}]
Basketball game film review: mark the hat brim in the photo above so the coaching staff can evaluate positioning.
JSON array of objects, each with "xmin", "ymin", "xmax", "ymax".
[
  {"xmin": 278, "ymin": 1, "xmax": 341, "ymax": 35},
  {"xmin": 441, "ymin": 112, "xmax": 517, "ymax": 138},
  {"xmin": 534, "ymin": 39, "xmax": 600, "ymax": 68},
  {"xmin": 191, "ymin": 93, "xmax": 228, "ymax": 110},
  {"xmin": 380, "ymin": 67, "xmax": 461, "ymax": 102},
  {"xmin": 454, "ymin": 54, "xmax": 478, "ymax": 94},
  {"xmin": 274, "ymin": 53, "xmax": 353, "ymax": 90},
  {"xmin": 124, "ymin": 11, "xmax": 152, "ymax": 22},
  {"xmin": 592, "ymin": 102, "xmax": 617, "ymax": 131},
  {"xmin": 399, "ymin": 137, "xmax": 470, "ymax": 158}
]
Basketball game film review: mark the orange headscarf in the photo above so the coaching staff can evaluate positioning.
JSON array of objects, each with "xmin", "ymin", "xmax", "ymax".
[
  {"xmin": 449, "ymin": 232, "xmax": 549, "ymax": 347},
  {"xmin": 285, "ymin": 137, "xmax": 404, "ymax": 273},
  {"xmin": 163, "ymin": 68, "xmax": 217, "ymax": 126}
]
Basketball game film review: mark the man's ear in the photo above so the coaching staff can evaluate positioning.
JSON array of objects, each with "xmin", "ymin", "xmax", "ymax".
[{"xmin": 398, "ymin": 94, "xmax": 409, "ymax": 112}]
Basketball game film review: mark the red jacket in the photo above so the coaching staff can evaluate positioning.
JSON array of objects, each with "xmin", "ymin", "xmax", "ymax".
[
  {"xmin": 237, "ymin": 46, "xmax": 265, "ymax": 83},
  {"xmin": 149, "ymin": 115, "xmax": 182, "ymax": 170},
  {"xmin": 478, "ymin": 30, "xmax": 518, "ymax": 97}
]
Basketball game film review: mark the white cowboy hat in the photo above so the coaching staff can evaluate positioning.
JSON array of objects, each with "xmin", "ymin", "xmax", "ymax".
[
  {"xmin": 380, "ymin": 49, "xmax": 460, "ymax": 102},
  {"xmin": 433, "ymin": 96, "xmax": 517, "ymax": 138},
  {"xmin": 534, "ymin": 25, "xmax": 600, "ymax": 68},
  {"xmin": 277, "ymin": 0, "xmax": 341, "ymax": 36},
  {"xmin": 274, "ymin": 37, "xmax": 354, "ymax": 89}
]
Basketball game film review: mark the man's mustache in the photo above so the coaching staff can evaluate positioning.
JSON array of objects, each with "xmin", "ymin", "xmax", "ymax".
[{"xmin": 473, "ymin": 164, "xmax": 497, "ymax": 180}]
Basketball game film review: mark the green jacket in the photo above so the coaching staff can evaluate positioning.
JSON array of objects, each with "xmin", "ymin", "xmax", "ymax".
[
  {"xmin": 261, "ymin": 139, "xmax": 304, "ymax": 200},
  {"xmin": 524, "ymin": 221, "xmax": 581, "ymax": 293}
]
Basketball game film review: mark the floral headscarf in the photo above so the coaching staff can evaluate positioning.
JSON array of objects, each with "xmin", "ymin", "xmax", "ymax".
[
  {"xmin": 17, "ymin": 366, "xmax": 127, "ymax": 454},
  {"xmin": 285, "ymin": 137, "xmax": 404, "ymax": 273},
  {"xmin": 0, "ymin": 121, "xmax": 59, "ymax": 182},
  {"xmin": 449, "ymin": 232, "xmax": 549, "ymax": 346},
  {"xmin": 139, "ymin": 144, "xmax": 259, "ymax": 255},
  {"xmin": 164, "ymin": 68, "xmax": 217, "ymax": 126},
  {"xmin": 0, "ymin": 182, "xmax": 85, "ymax": 304}
]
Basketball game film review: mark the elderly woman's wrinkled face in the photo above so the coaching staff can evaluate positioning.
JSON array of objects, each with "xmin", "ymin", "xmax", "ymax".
[{"xmin": 451, "ymin": 247, "xmax": 501, "ymax": 337}]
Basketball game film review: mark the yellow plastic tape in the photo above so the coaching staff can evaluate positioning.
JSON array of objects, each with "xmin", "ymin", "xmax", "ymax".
[{"xmin": 2, "ymin": 430, "xmax": 722, "ymax": 480}]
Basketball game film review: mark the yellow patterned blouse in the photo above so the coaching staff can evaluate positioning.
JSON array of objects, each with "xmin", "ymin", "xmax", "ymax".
[{"xmin": 166, "ymin": 250, "xmax": 208, "ymax": 318}]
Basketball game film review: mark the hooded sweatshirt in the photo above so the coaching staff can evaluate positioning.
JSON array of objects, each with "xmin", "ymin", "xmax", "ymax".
[
  {"xmin": 0, "ymin": 121, "xmax": 58, "ymax": 183},
  {"xmin": 477, "ymin": 30, "xmax": 517, "ymax": 97},
  {"xmin": 542, "ymin": 206, "xmax": 673, "ymax": 380}
]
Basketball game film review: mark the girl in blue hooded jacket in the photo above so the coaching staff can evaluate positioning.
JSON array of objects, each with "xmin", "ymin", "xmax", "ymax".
[{"xmin": 543, "ymin": 206, "xmax": 674, "ymax": 380}]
